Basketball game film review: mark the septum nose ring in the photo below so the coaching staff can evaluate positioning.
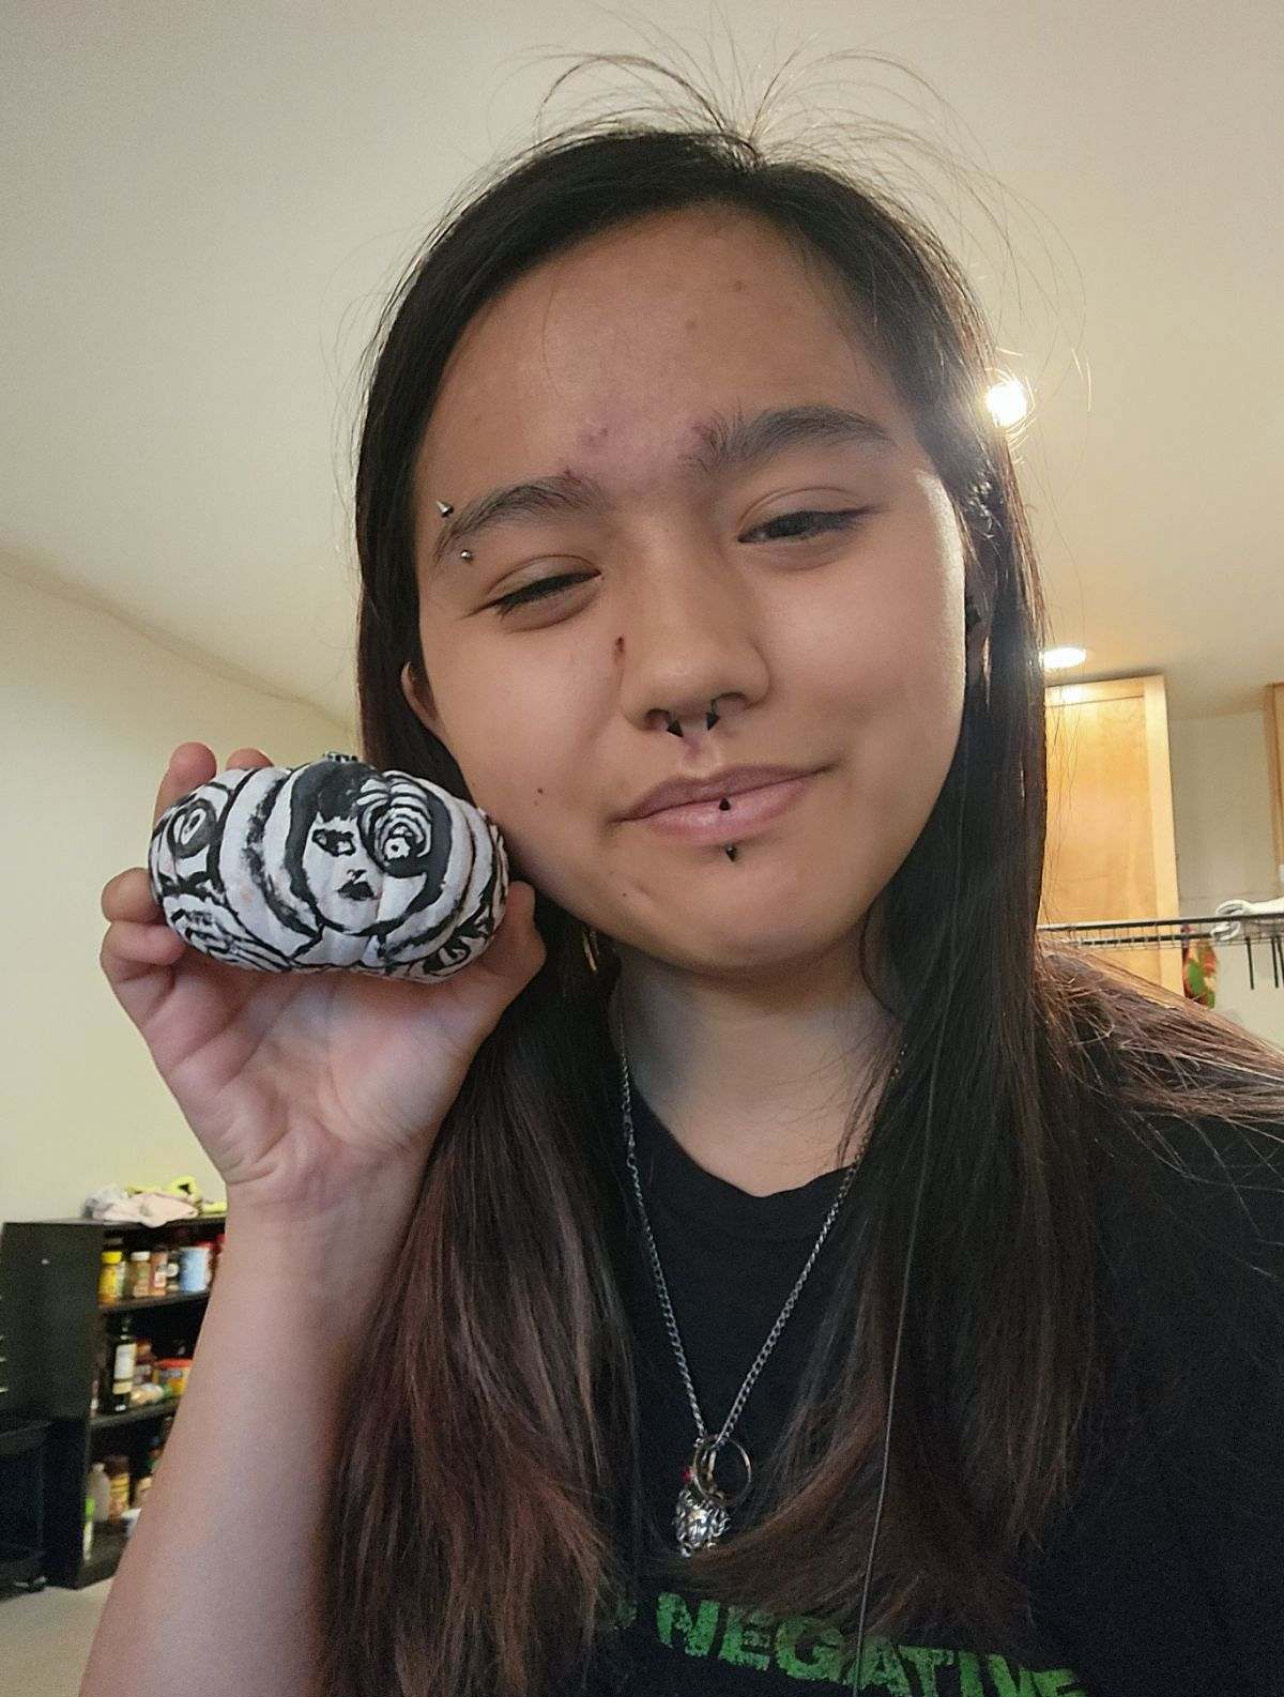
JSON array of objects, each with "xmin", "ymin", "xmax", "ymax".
[{"xmin": 665, "ymin": 701, "xmax": 721, "ymax": 735}]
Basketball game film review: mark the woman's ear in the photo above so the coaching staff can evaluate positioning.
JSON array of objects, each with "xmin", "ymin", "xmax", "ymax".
[{"xmin": 400, "ymin": 660, "xmax": 444, "ymax": 742}]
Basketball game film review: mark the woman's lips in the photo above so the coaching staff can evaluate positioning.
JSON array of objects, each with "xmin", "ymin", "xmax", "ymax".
[{"xmin": 632, "ymin": 771, "xmax": 818, "ymax": 841}]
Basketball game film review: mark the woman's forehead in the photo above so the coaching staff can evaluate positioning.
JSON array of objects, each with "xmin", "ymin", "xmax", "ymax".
[{"xmin": 419, "ymin": 213, "xmax": 894, "ymax": 459}]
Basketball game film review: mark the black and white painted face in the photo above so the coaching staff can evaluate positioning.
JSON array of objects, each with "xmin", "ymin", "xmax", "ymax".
[{"xmin": 301, "ymin": 812, "xmax": 382, "ymax": 925}]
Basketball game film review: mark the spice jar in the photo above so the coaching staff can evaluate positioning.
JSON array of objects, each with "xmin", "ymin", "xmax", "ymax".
[
  {"xmin": 97, "ymin": 1250, "xmax": 124, "ymax": 1304},
  {"xmin": 128, "ymin": 1249, "xmax": 152, "ymax": 1299},
  {"xmin": 178, "ymin": 1243, "xmax": 212, "ymax": 1293},
  {"xmin": 156, "ymin": 1357, "xmax": 193, "ymax": 1398},
  {"xmin": 133, "ymin": 1338, "xmax": 155, "ymax": 1388},
  {"xmin": 149, "ymin": 1245, "xmax": 169, "ymax": 1296},
  {"xmin": 104, "ymin": 1455, "xmax": 131, "ymax": 1523}
]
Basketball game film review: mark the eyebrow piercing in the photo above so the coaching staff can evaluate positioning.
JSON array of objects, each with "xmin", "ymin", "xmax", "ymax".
[{"xmin": 435, "ymin": 501, "xmax": 454, "ymax": 516}]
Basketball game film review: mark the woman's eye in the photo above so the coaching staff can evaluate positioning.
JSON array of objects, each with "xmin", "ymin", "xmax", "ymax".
[
  {"xmin": 490, "ymin": 573, "xmax": 593, "ymax": 616},
  {"xmin": 487, "ymin": 509, "xmax": 871, "ymax": 616},
  {"xmin": 750, "ymin": 506, "xmax": 872, "ymax": 542}
]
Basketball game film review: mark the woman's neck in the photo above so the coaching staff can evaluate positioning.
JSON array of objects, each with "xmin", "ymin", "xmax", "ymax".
[{"xmin": 605, "ymin": 954, "xmax": 900, "ymax": 1198}]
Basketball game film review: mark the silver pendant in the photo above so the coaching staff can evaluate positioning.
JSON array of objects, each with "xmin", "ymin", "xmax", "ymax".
[
  {"xmin": 675, "ymin": 1478, "xmax": 730, "ymax": 1554},
  {"xmin": 674, "ymin": 1435, "xmax": 750, "ymax": 1556}
]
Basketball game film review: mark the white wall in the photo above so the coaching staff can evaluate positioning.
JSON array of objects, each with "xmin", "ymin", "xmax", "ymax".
[
  {"xmin": 1169, "ymin": 709, "xmax": 1284, "ymax": 1052},
  {"xmin": 0, "ymin": 569, "xmax": 354, "ymax": 1223}
]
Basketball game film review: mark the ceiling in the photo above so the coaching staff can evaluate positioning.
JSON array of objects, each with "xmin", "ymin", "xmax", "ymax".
[{"xmin": 5, "ymin": 0, "xmax": 1281, "ymax": 725}]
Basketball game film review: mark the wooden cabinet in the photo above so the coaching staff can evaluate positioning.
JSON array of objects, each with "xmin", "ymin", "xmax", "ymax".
[
  {"xmin": 1041, "ymin": 673, "xmax": 1182, "ymax": 994},
  {"xmin": 1265, "ymin": 683, "xmax": 1284, "ymax": 891}
]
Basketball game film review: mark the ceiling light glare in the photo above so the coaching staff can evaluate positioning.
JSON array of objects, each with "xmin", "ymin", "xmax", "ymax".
[
  {"xmin": 985, "ymin": 376, "xmax": 1030, "ymax": 428},
  {"xmin": 1041, "ymin": 646, "xmax": 1088, "ymax": 670}
]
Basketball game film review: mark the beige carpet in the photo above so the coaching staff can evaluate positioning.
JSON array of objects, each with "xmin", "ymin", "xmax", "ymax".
[{"xmin": 0, "ymin": 1581, "xmax": 111, "ymax": 1697}]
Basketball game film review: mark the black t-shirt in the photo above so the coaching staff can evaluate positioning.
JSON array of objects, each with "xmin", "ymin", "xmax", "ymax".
[{"xmin": 572, "ymin": 1064, "xmax": 1284, "ymax": 1697}]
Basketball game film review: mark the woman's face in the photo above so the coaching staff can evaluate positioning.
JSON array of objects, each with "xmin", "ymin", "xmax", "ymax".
[{"xmin": 402, "ymin": 207, "xmax": 968, "ymax": 979}]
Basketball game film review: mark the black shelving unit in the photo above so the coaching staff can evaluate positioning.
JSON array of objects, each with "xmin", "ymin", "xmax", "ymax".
[
  {"xmin": 0, "ymin": 1416, "xmax": 50, "ymax": 1593},
  {"xmin": 0, "ymin": 1212, "xmax": 224, "ymax": 1587}
]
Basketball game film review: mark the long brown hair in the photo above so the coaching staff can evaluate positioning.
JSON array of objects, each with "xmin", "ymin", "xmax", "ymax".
[{"xmin": 321, "ymin": 55, "xmax": 1284, "ymax": 1697}]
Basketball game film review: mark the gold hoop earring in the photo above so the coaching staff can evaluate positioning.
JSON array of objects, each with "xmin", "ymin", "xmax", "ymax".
[{"xmin": 581, "ymin": 924, "xmax": 603, "ymax": 974}]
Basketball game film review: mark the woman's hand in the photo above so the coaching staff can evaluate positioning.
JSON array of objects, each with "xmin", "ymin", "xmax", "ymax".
[{"xmin": 99, "ymin": 743, "xmax": 546, "ymax": 1220}]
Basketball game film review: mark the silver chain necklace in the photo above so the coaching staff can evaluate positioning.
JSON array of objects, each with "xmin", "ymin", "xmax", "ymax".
[{"xmin": 611, "ymin": 997, "xmax": 893, "ymax": 1557}]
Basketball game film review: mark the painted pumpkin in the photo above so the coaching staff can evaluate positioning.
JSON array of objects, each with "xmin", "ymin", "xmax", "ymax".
[{"xmin": 148, "ymin": 752, "xmax": 509, "ymax": 981}]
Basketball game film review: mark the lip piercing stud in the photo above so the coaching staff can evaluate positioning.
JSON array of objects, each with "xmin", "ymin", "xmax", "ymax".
[
  {"xmin": 725, "ymin": 844, "xmax": 738, "ymax": 860},
  {"xmin": 436, "ymin": 501, "xmax": 454, "ymax": 516}
]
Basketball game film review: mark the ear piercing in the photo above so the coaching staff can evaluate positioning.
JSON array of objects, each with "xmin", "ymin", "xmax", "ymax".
[{"xmin": 963, "ymin": 477, "xmax": 997, "ymax": 543}]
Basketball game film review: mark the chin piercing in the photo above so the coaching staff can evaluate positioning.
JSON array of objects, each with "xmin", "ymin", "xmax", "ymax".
[
  {"xmin": 435, "ymin": 500, "xmax": 454, "ymax": 516},
  {"xmin": 724, "ymin": 844, "xmax": 738, "ymax": 860}
]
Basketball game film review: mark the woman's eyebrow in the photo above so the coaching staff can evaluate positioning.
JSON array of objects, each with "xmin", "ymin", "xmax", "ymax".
[{"xmin": 427, "ymin": 402, "xmax": 896, "ymax": 574}]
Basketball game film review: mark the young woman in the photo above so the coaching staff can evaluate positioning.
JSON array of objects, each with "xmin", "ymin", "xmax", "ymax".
[{"xmin": 92, "ymin": 62, "xmax": 1284, "ymax": 1697}]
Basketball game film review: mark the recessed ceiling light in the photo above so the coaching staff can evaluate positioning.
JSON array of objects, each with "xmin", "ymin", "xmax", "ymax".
[
  {"xmin": 1041, "ymin": 646, "xmax": 1088, "ymax": 670},
  {"xmin": 985, "ymin": 376, "xmax": 1030, "ymax": 428}
]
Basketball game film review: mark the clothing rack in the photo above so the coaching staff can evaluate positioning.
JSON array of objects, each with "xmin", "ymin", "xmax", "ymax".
[{"xmin": 1038, "ymin": 904, "xmax": 1284, "ymax": 989}]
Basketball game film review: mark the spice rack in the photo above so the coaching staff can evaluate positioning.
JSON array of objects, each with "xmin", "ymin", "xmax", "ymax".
[{"xmin": 0, "ymin": 1212, "xmax": 225, "ymax": 1587}]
